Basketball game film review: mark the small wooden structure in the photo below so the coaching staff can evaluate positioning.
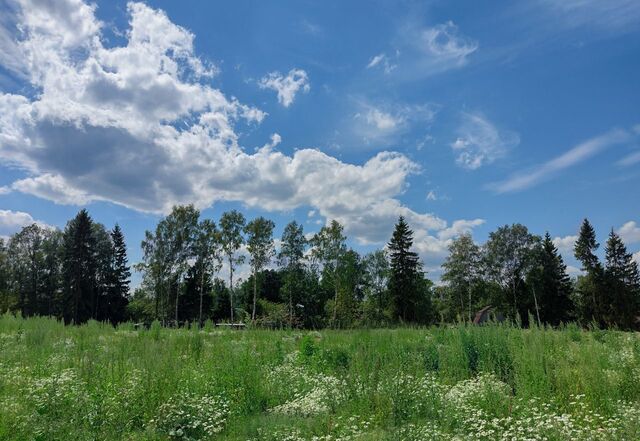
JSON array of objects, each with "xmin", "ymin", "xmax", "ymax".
[
  {"xmin": 215, "ymin": 322, "xmax": 246, "ymax": 329},
  {"xmin": 473, "ymin": 305, "xmax": 504, "ymax": 325}
]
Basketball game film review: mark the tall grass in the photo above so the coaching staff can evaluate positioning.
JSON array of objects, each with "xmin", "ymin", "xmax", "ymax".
[{"xmin": 0, "ymin": 315, "xmax": 638, "ymax": 440}]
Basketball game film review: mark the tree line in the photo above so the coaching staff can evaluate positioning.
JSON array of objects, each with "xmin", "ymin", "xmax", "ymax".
[
  {"xmin": 440, "ymin": 220, "xmax": 639, "ymax": 329},
  {"xmin": 0, "ymin": 210, "xmax": 130, "ymax": 324},
  {"xmin": 0, "ymin": 206, "xmax": 638, "ymax": 329}
]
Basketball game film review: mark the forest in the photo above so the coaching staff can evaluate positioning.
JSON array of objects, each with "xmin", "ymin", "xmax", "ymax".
[{"xmin": 1, "ymin": 205, "xmax": 638, "ymax": 330}]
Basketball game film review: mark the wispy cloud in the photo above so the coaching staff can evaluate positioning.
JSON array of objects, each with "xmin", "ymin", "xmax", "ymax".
[
  {"xmin": 259, "ymin": 69, "xmax": 310, "ymax": 107},
  {"xmin": 490, "ymin": 129, "xmax": 629, "ymax": 193},
  {"xmin": 366, "ymin": 21, "xmax": 478, "ymax": 81},
  {"xmin": 538, "ymin": 0, "xmax": 640, "ymax": 33},
  {"xmin": 351, "ymin": 100, "xmax": 439, "ymax": 148},
  {"xmin": 451, "ymin": 112, "xmax": 519, "ymax": 170},
  {"xmin": 617, "ymin": 151, "xmax": 640, "ymax": 167},
  {"xmin": 418, "ymin": 21, "xmax": 478, "ymax": 65},
  {"xmin": 366, "ymin": 53, "xmax": 397, "ymax": 74}
]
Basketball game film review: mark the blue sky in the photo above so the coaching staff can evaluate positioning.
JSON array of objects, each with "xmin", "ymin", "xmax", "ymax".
[{"xmin": 0, "ymin": 0, "xmax": 639, "ymax": 283}]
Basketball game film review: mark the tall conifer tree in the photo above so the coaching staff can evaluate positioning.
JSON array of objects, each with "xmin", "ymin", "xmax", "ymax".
[
  {"xmin": 605, "ymin": 230, "xmax": 640, "ymax": 329},
  {"xmin": 62, "ymin": 209, "xmax": 96, "ymax": 324},
  {"xmin": 387, "ymin": 216, "xmax": 423, "ymax": 322}
]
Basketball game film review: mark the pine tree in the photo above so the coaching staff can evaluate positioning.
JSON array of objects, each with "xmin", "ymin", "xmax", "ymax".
[
  {"xmin": 387, "ymin": 216, "xmax": 423, "ymax": 322},
  {"xmin": 604, "ymin": 230, "xmax": 640, "ymax": 329}
]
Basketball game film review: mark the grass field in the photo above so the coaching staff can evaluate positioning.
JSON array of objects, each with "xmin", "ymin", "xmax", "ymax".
[{"xmin": 1, "ymin": 316, "xmax": 639, "ymax": 440}]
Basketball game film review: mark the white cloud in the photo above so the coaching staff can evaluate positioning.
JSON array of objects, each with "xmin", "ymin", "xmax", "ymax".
[
  {"xmin": 261, "ymin": 133, "xmax": 282, "ymax": 150},
  {"xmin": 419, "ymin": 21, "xmax": 478, "ymax": 66},
  {"xmin": 618, "ymin": 221, "xmax": 640, "ymax": 244},
  {"xmin": 366, "ymin": 53, "xmax": 396, "ymax": 74},
  {"xmin": 352, "ymin": 101, "xmax": 438, "ymax": 148},
  {"xmin": 367, "ymin": 54, "xmax": 385, "ymax": 69},
  {"xmin": 0, "ymin": 186, "xmax": 11, "ymax": 195},
  {"xmin": 617, "ymin": 151, "xmax": 640, "ymax": 167},
  {"xmin": 367, "ymin": 21, "xmax": 477, "ymax": 81},
  {"xmin": 11, "ymin": 174, "xmax": 94, "ymax": 205},
  {"xmin": 0, "ymin": 209, "xmax": 52, "ymax": 236},
  {"xmin": 553, "ymin": 234, "xmax": 577, "ymax": 253},
  {"xmin": 490, "ymin": 128, "xmax": 630, "ymax": 193},
  {"xmin": 566, "ymin": 265, "xmax": 583, "ymax": 277},
  {"xmin": 259, "ymin": 68, "xmax": 310, "ymax": 107},
  {"xmin": 633, "ymin": 251, "xmax": 640, "ymax": 265},
  {"xmin": 539, "ymin": 0, "xmax": 640, "ymax": 32},
  {"xmin": 451, "ymin": 112, "xmax": 519, "ymax": 170},
  {"xmin": 426, "ymin": 190, "xmax": 437, "ymax": 201},
  {"xmin": 0, "ymin": 0, "xmax": 485, "ymax": 263}
]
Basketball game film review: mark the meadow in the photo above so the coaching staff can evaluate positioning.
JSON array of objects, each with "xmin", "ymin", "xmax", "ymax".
[{"xmin": 1, "ymin": 316, "xmax": 639, "ymax": 440}]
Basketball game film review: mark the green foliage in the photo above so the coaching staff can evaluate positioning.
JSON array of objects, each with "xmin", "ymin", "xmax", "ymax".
[
  {"xmin": 387, "ymin": 216, "xmax": 429, "ymax": 323},
  {"xmin": 2, "ymin": 317, "xmax": 640, "ymax": 440}
]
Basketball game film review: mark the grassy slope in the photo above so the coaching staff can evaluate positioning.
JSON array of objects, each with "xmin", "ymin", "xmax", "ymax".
[{"xmin": 0, "ymin": 316, "xmax": 639, "ymax": 440}]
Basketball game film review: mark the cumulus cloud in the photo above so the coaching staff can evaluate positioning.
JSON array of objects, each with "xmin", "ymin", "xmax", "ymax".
[
  {"xmin": 490, "ymin": 128, "xmax": 630, "ymax": 193},
  {"xmin": 566, "ymin": 265, "xmax": 583, "ymax": 277},
  {"xmin": 0, "ymin": 0, "xmax": 484, "ymax": 259},
  {"xmin": 259, "ymin": 68, "xmax": 310, "ymax": 107},
  {"xmin": 618, "ymin": 221, "xmax": 640, "ymax": 244},
  {"xmin": 553, "ymin": 234, "xmax": 578, "ymax": 254},
  {"xmin": 634, "ymin": 251, "xmax": 640, "ymax": 265},
  {"xmin": 0, "ymin": 209, "xmax": 52, "ymax": 236},
  {"xmin": 451, "ymin": 112, "xmax": 519, "ymax": 170}
]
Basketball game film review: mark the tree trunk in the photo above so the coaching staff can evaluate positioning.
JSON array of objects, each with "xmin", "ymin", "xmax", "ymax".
[
  {"xmin": 199, "ymin": 266, "xmax": 205, "ymax": 327},
  {"xmin": 468, "ymin": 284, "xmax": 472, "ymax": 323},
  {"xmin": 154, "ymin": 275, "xmax": 159, "ymax": 320},
  {"xmin": 333, "ymin": 284, "xmax": 338, "ymax": 327},
  {"xmin": 252, "ymin": 267, "xmax": 257, "ymax": 321},
  {"xmin": 175, "ymin": 279, "xmax": 179, "ymax": 325},
  {"xmin": 289, "ymin": 277, "xmax": 293, "ymax": 328},
  {"xmin": 532, "ymin": 285, "xmax": 541, "ymax": 327},
  {"xmin": 229, "ymin": 256, "xmax": 234, "ymax": 323}
]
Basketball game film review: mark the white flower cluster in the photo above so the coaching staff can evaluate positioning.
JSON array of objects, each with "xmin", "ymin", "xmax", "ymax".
[
  {"xmin": 150, "ymin": 392, "xmax": 230, "ymax": 441},
  {"xmin": 250, "ymin": 415, "xmax": 374, "ymax": 441},
  {"xmin": 379, "ymin": 372, "xmax": 447, "ymax": 417},
  {"xmin": 267, "ymin": 355, "xmax": 347, "ymax": 416}
]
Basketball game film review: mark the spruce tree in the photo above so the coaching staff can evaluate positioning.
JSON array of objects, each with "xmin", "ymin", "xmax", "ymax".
[
  {"xmin": 387, "ymin": 216, "xmax": 422, "ymax": 322},
  {"xmin": 62, "ymin": 209, "xmax": 97, "ymax": 324},
  {"xmin": 605, "ymin": 230, "xmax": 640, "ymax": 329},
  {"xmin": 109, "ymin": 224, "xmax": 130, "ymax": 323},
  {"xmin": 573, "ymin": 218, "xmax": 603, "ymax": 325},
  {"xmin": 535, "ymin": 233, "xmax": 574, "ymax": 325},
  {"xmin": 574, "ymin": 219, "xmax": 601, "ymax": 273}
]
